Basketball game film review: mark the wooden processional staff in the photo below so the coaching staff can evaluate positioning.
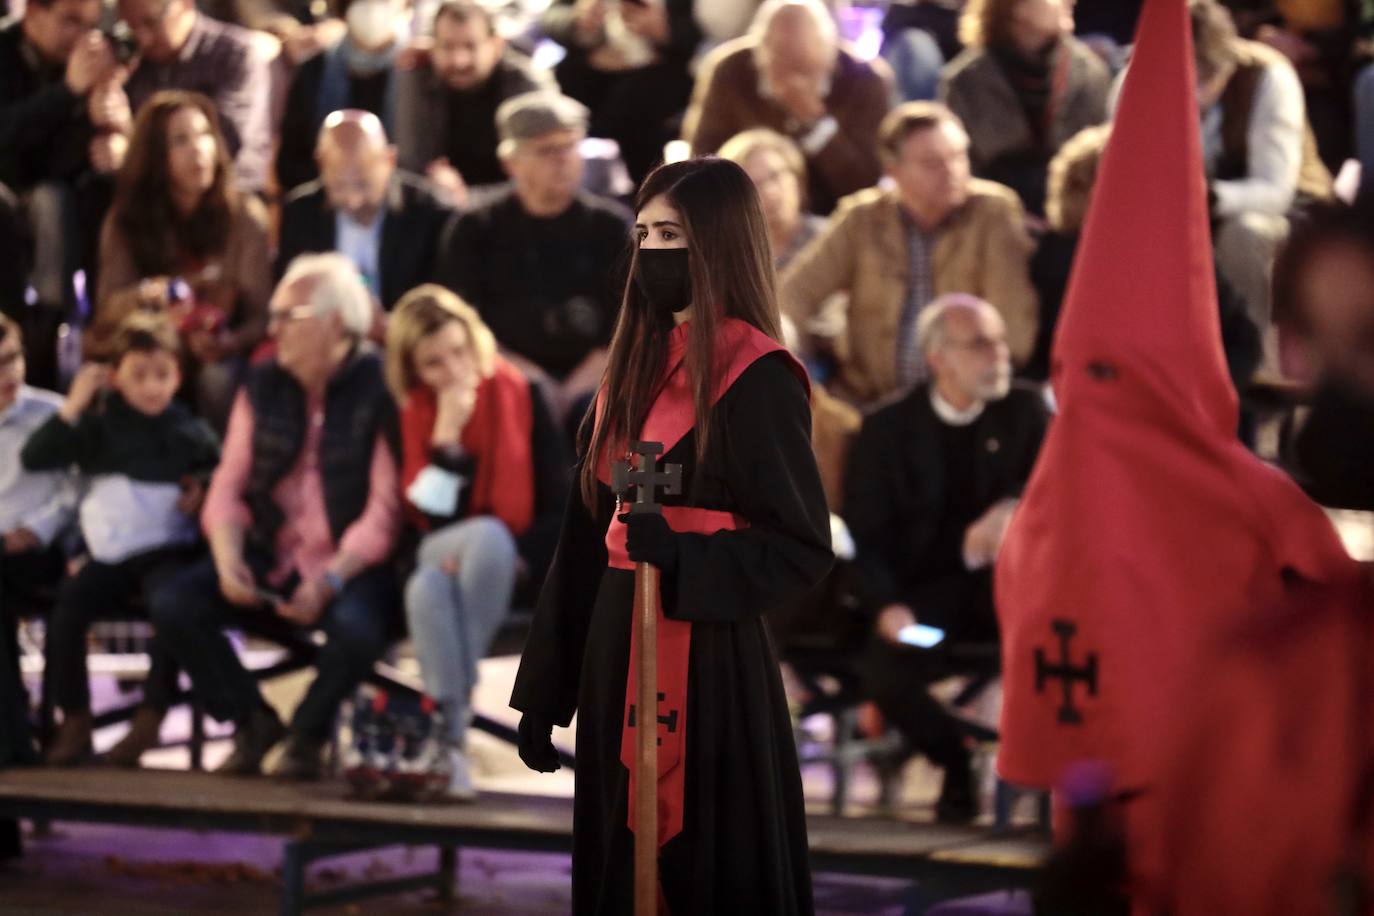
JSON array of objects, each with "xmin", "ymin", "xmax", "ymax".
[{"xmin": 612, "ymin": 441, "xmax": 682, "ymax": 916}]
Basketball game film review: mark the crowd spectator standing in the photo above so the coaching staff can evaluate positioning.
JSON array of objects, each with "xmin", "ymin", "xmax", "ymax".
[
  {"xmin": 939, "ymin": 0, "xmax": 1111, "ymax": 215},
  {"xmin": 1, "ymin": 0, "xmax": 130, "ymax": 388},
  {"xmin": 843, "ymin": 294, "xmax": 1047, "ymax": 823},
  {"xmin": 119, "ymin": 0, "xmax": 275, "ymax": 193},
  {"xmin": 781, "ymin": 101, "xmax": 1037, "ymax": 406},
  {"xmin": 89, "ymin": 90, "xmax": 272, "ymax": 433},
  {"xmin": 683, "ymin": 0, "xmax": 894, "ymax": 216},
  {"xmin": 277, "ymin": 109, "xmax": 452, "ymax": 311},
  {"xmin": 393, "ymin": 0, "xmax": 547, "ymax": 206},
  {"xmin": 148, "ymin": 254, "xmax": 402, "ymax": 780},
  {"xmin": 22, "ymin": 314, "xmax": 219, "ymax": 767},
  {"xmin": 386, "ymin": 285, "xmax": 567, "ymax": 799},
  {"xmin": 274, "ymin": 0, "xmax": 407, "ymax": 193},
  {"xmin": 539, "ymin": 0, "xmax": 701, "ymax": 185},
  {"xmin": 435, "ymin": 91, "xmax": 631, "ymax": 427}
]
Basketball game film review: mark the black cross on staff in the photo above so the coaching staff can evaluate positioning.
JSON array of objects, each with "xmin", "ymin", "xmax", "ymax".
[
  {"xmin": 612, "ymin": 441, "xmax": 683, "ymax": 515},
  {"xmin": 628, "ymin": 691, "xmax": 680, "ymax": 747},
  {"xmin": 1034, "ymin": 619, "xmax": 1098, "ymax": 725}
]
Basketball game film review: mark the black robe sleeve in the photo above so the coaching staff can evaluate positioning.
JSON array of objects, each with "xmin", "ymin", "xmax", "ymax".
[
  {"xmin": 509, "ymin": 443, "xmax": 612, "ymax": 727},
  {"xmin": 665, "ymin": 354, "xmax": 834, "ymax": 623},
  {"xmin": 516, "ymin": 381, "xmax": 572, "ymax": 584}
]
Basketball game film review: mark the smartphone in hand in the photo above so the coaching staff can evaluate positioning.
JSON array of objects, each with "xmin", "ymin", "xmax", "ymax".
[{"xmin": 897, "ymin": 624, "xmax": 947, "ymax": 649}]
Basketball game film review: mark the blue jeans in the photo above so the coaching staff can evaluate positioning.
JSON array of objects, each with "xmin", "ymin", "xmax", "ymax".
[
  {"xmin": 882, "ymin": 28, "xmax": 945, "ymax": 102},
  {"xmin": 404, "ymin": 517, "xmax": 518, "ymax": 745},
  {"xmin": 148, "ymin": 556, "xmax": 400, "ymax": 742}
]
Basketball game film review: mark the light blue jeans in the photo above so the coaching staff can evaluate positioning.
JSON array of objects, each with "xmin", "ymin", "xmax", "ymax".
[
  {"xmin": 405, "ymin": 516, "xmax": 518, "ymax": 745},
  {"xmin": 882, "ymin": 28, "xmax": 945, "ymax": 102}
]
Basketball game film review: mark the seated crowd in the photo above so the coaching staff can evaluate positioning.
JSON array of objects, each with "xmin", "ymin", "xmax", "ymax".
[{"xmin": 0, "ymin": 0, "xmax": 1361, "ymax": 812}]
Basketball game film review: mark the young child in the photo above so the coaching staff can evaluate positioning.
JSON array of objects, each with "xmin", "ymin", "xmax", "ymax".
[{"xmin": 22, "ymin": 313, "xmax": 220, "ymax": 765}]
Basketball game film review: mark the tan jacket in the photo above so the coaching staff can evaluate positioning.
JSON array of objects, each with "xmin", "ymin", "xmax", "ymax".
[
  {"xmin": 90, "ymin": 195, "xmax": 273, "ymax": 359},
  {"xmin": 780, "ymin": 180, "xmax": 1038, "ymax": 405}
]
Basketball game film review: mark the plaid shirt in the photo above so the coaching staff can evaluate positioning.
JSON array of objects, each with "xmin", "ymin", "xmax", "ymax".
[
  {"xmin": 894, "ymin": 209, "xmax": 940, "ymax": 389},
  {"xmin": 124, "ymin": 13, "xmax": 272, "ymax": 192}
]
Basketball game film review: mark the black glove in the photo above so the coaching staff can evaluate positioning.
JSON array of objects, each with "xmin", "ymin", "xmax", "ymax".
[
  {"xmin": 619, "ymin": 511, "xmax": 680, "ymax": 574},
  {"xmin": 517, "ymin": 712, "xmax": 560, "ymax": 773}
]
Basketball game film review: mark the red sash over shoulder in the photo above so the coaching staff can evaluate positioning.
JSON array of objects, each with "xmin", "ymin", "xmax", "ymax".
[{"xmin": 593, "ymin": 317, "xmax": 808, "ymax": 848}]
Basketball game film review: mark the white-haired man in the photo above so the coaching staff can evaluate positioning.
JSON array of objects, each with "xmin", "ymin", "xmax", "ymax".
[
  {"xmin": 841, "ymin": 294, "xmax": 1048, "ymax": 821},
  {"xmin": 682, "ymin": 0, "xmax": 894, "ymax": 214},
  {"xmin": 147, "ymin": 253, "xmax": 403, "ymax": 780}
]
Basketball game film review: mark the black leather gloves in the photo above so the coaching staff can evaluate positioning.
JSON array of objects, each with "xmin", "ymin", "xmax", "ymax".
[
  {"xmin": 517, "ymin": 712, "xmax": 560, "ymax": 773},
  {"xmin": 619, "ymin": 511, "xmax": 680, "ymax": 574}
]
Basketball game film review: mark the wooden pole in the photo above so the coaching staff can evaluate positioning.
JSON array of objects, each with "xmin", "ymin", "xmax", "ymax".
[{"xmin": 634, "ymin": 560, "xmax": 660, "ymax": 916}]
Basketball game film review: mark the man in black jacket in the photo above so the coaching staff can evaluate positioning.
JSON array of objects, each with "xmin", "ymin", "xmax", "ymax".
[
  {"xmin": 276, "ymin": 109, "xmax": 453, "ymax": 311},
  {"xmin": 392, "ymin": 0, "xmax": 548, "ymax": 205},
  {"xmin": 435, "ymin": 91, "xmax": 631, "ymax": 428},
  {"xmin": 1, "ymin": 0, "xmax": 128, "ymax": 386},
  {"xmin": 843, "ymin": 293, "xmax": 1049, "ymax": 821}
]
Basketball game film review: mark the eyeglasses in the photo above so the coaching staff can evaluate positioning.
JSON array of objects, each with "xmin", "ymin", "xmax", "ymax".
[
  {"xmin": 267, "ymin": 303, "xmax": 318, "ymax": 328},
  {"xmin": 947, "ymin": 335, "xmax": 1007, "ymax": 355}
]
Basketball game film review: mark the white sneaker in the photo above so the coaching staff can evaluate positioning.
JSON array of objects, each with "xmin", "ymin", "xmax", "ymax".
[{"xmin": 446, "ymin": 747, "xmax": 477, "ymax": 802}]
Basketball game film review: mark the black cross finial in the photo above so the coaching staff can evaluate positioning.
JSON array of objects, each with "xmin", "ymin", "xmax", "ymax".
[
  {"xmin": 612, "ymin": 440, "xmax": 683, "ymax": 515},
  {"xmin": 627, "ymin": 692, "xmax": 680, "ymax": 746},
  {"xmin": 1033, "ymin": 619, "xmax": 1098, "ymax": 725}
]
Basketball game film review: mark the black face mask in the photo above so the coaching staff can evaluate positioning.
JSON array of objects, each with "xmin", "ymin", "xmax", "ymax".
[{"xmin": 634, "ymin": 248, "xmax": 693, "ymax": 315}]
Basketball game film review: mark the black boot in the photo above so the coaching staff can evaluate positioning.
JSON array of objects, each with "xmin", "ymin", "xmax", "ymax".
[
  {"xmin": 45, "ymin": 711, "xmax": 93, "ymax": 766},
  {"xmin": 215, "ymin": 705, "xmax": 286, "ymax": 776},
  {"xmin": 268, "ymin": 734, "xmax": 327, "ymax": 781},
  {"xmin": 103, "ymin": 705, "xmax": 166, "ymax": 768}
]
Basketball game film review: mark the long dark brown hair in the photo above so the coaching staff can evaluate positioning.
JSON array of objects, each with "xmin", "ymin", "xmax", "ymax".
[
  {"xmin": 112, "ymin": 90, "xmax": 238, "ymax": 276},
  {"xmin": 579, "ymin": 157, "xmax": 783, "ymax": 508}
]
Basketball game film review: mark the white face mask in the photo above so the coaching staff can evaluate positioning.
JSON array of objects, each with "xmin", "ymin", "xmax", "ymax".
[{"xmin": 346, "ymin": 0, "xmax": 397, "ymax": 51}]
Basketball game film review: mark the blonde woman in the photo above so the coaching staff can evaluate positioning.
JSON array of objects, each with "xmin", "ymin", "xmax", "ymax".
[
  {"xmin": 718, "ymin": 128, "xmax": 827, "ymax": 270},
  {"xmin": 385, "ymin": 284, "xmax": 567, "ymax": 799}
]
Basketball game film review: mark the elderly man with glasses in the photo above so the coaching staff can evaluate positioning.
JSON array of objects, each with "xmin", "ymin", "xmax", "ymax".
[
  {"xmin": 841, "ymin": 293, "xmax": 1048, "ymax": 822},
  {"xmin": 146, "ymin": 252, "xmax": 402, "ymax": 780}
]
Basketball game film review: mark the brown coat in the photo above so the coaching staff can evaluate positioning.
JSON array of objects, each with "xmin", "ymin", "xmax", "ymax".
[
  {"xmin": 90, "ymin": 195, "xmax": 273, "ymax": 359},
  {"xmin": 682, "ymin": 36, "xmax": 893, "ymax": 214},
  {"xmin": 780, "ymin": 180, "xmax": 1038, "ymax": 405}
]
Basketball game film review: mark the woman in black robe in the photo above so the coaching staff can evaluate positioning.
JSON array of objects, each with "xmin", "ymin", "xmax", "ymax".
[{"xmin": 510, "ymin": 158, "xmax": 834, "ymax": 915}]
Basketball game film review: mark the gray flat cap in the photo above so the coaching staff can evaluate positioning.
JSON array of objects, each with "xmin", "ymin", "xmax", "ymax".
[{"xmin": 496, "ymin": 91, "xmax": 591, "ymax": 145}]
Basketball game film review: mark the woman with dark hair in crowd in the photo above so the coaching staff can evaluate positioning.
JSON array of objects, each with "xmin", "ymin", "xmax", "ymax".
[
  {"xmin": 91, "ymin": 89, "xmax": 272, "ymax": 431},
  {"xmin": 510, "ymin": 157, "xmax": 833, "ymax": 914},
  {"xmin": 385, "ymin": 284, "xmax": 567, "ymax": 800}
]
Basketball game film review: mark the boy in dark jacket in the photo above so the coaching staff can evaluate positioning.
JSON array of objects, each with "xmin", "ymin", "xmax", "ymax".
[{"xmin": 22, "ymin": 314, "xmax": 219, "ymax": 765}]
